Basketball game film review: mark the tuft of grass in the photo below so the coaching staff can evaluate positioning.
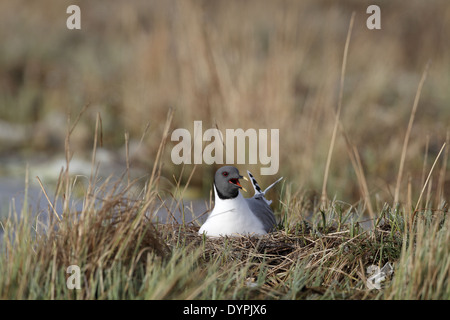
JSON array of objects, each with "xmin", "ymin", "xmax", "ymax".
[{"xmin": 385, "ymin": 211, "xmax": 449, "ymax": 299}]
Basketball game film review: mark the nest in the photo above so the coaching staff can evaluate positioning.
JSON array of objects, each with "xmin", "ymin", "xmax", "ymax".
[{"xmin": 157, "ymin": 222, "xmax": 390, "ymax": 298}]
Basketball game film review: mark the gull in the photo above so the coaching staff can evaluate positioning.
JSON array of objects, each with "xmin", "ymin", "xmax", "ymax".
[{"xmin": 198, "ymin": 166, "xmax": 283, "ymax": 237}]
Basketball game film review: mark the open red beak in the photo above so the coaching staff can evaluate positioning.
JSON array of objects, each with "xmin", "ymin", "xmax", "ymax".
[{"xmin": 229, "ymin": 178, "xmax": 247, "ymax": 192}]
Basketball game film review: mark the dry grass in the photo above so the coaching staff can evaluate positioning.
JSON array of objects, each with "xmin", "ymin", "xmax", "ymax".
[
  {"xmin": 160, "ymin": 224, "xmax": 389, "ymax": 299},
  {"xmin": 1, "ymin": 105, "xmax": 446, "ymax": 299},
  {"xmin": 0, "ymin": 138, "xmax": 448, "ymax": 299}
]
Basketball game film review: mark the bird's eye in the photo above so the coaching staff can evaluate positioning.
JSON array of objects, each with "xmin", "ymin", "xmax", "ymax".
[{"xmin": 222, "ymin": 171, "xmax": 228, "ymax": 177}]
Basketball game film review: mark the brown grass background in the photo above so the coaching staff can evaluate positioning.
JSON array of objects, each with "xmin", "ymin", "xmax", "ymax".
[{"xmin": 0, "ymin": 0, "xmax": 449, "ymax": 205}]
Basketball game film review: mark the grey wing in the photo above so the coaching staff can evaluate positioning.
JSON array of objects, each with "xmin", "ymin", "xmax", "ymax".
[{"xmin": 246, "ymin": 196, "xmax": 277, "ymax": 232}]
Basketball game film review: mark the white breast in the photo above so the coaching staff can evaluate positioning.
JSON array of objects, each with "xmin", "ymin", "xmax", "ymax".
[{"xmin": 198, "ymin": 186, "xmax": 266, "ymax": 237}]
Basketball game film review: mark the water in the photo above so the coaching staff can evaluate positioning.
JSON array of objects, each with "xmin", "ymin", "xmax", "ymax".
[{"xmin": 0, "ymin": 175, "xmax": 210, "ymax": 239}]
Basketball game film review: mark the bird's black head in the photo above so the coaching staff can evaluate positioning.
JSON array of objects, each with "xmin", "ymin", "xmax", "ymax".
[{"xmin": 214, "ymin": 166, "xmax": 244, "ymax": 200}]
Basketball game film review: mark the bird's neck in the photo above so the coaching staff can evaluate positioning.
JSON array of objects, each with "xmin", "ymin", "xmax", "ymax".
[{"xmin": 214, "ymin": 184, "xmax": 241, "ymax": 201}]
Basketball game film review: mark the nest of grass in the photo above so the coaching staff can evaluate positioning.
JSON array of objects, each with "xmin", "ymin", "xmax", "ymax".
[{"xmin": 157, "ymin": 221, "xmax": 400, "ymax": 299}]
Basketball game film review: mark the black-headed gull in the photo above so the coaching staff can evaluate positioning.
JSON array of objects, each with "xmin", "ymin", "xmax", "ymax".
[{"xmin": 199, "ymin": 166, "xmax": 283, "ymax": 237}]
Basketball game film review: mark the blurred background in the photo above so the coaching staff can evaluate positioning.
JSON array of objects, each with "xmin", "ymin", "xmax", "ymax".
[{"xmin": 0, "ymin": 0, "xmax": 449, "ymax": 210}]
